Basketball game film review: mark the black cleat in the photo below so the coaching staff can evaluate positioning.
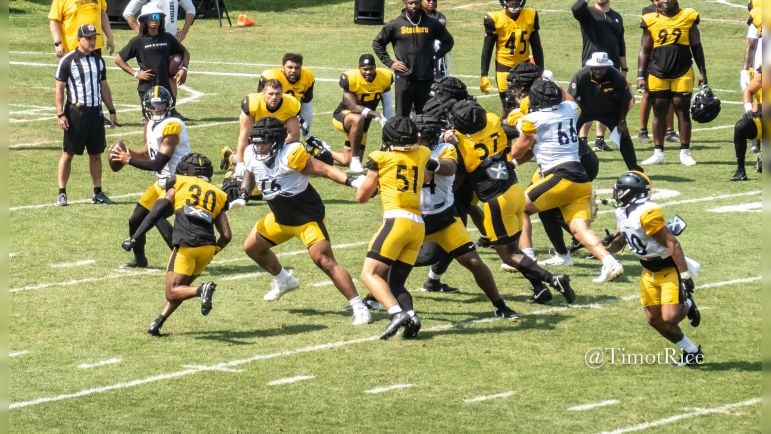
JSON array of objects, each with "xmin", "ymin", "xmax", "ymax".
[
  {"xmin": 199, "ymin": 281, "xmax": 217, "ymax": 316},
  {"xmin": 362, "ymin": 294, "xmax": 383, "ymax": 310},
  {"xmin": 147, "ymin": 316, "xmax": 164, "ymax": 336},
  {"xmin": 494, "ymin": 304, "xmax": 521, "ymax": 320},
  {"xmin": 749, "ymin": 139, "xmax": 760, "ymax": 153},
  {"xmin": 551, "ymin": 274, "xmax": 575, "ymax": 304},
  {"xmin": 380, "ymin": 311, "xmax": 411, "ymax": 340},
  {"xmin": 594, "ymin": 137, "xmax": 613, "ymax": 152},
  {"xmin": 527, "ymin": 284, "xmax": 553, "ymax": 304},
  {"xmin": 638, "ymin": 130, "xmax": 650, "ymax": 143},
  {"xmin": 730, "ymin": 170, "xmax": 748, "ymax": 181},
  {"xmin": 674, "ymin": 346, "xmax": 704, "ymax": 367},
  {"xmin": 402, "ymin": 315, "xmax": 422, "ymax": 339},
  {"xmin": 665, "ymin": 129, "xmax": 680, "ymax": 143},
  {"xmin": 686, "ymin": 297, "xmax": 700, "ymax": 327},
  {"xmin": 422, "ymin": 278, "xmax": 460, "ymax": 293},
  {"xmin": 756, "ymin": 155, "xmax": 763, "ymax": 173},
  {"xmin": 121, "ymin": 257, "xmax": 148, "ymax": 268}
]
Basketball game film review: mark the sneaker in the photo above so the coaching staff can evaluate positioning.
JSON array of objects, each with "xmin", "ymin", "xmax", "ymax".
[
  {"xmin": 730, "ymin": 170, "xmax": 748, "ymax": 181},
  {"xmin": 756, "ymin": 155, "xmax": 763, "ymax": 173},
  {"xmin": 56, "ymin": 192, "xmax": 68, "ymax": 206},
  {"xmin": 220, "ymin": 146, "xmax": 234, "ymax": 170},
  {"xmin": 527, "ymin": 284, "xmax": 553, "ymax": 304},
  {"xmin": 402, "ymin": 315, "xmax": 422, "ymax": 339},
  {"xmin": 500, "ymin": 262, "xmax": 517, "ymax": 272},
  {"xmin": 352, "ymin": 305, "xmax": 373, "ymax": 325},
  {"xmin": 551, "ymin": 274, "xmax": 576, "ymax": 304},
  {"xmin": 121, "ymin": 257, "xmax": 148, "ymax": 268},
  {"xmin": 147, "ymin": 316, "xmax": 164, "ymax": 336},
  {"xmin": 749, "ymin": 139, "xmax": 760, "ymax": 153},
  {"xmin": 674, "ymin": 346, "xmax": 704, "ymax": 367},
  {"xmin": 592, "ymin": 260, "xmax": 624, "ymax": 283},
  {"xmin": 686, "ymin": 297, "xmax": 701, "ymax": 327},
  {"xmin": 494, "ymin": 304, "xmax": 521, "ymax": 320},
  {"xmin": 679, "ymin": 150, "xmax": 697, "ymax": 166},
  {"xmin": 91, "ymin": 191, "xmax": 115, "ymax": 204},
  {"xmin": 638, "ymin": 130, "xmax": 650, "ymax": 143},
  {"xmin": 665, "ymin": 130, "xmax": 679, "ymax": 143},
  {"xmin": 422, "ymin": 278, "xmax": 460, "ymax": 293},
  {"xmin": 594, "ymin": 137, "xmax": 613, "ymax": 152},
  {"xmin": 475, "ymin": 236, "xmax": 492, "ymax": 248},
  {"xmin": 538, "ymin": 253, "xmax": 573, "ymax": 267},
  {"xmin": 349, "ymin": 159, "xmax": 364, "ymax": 174},
  {"xmin": 263, "ymin": 273, "xmax": 299, "ymax": 301},
  {"xmin": 199, "ymin": 281, "xmax": 216, "ymax": 316},
  {"xmin": 380, "ymin": 311, "xmax": 411, "ymax": 340},
  {"xmin": 362, "ymin": 295, "xmax": 383, "ymax": 311},
  {"xmin": 641, "ymin": 151, "xmax": 665, "ymax": 165}
]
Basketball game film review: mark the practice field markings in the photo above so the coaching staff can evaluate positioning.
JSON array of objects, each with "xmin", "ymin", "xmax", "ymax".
[
  {"xmin": 708, "ymin": 202, "xmax": 762, "ymax": 213},
  {"xmin": 78, "ymin": 358, "xmax": 122, "ymax": 369},
  {"xmin": 568, "ymin": 400, "xmax": 620, "ymax": 412},
  {"xmin": 9, "ymin": 275, "xmax": 758, "ymax": 410},
  {"xmin": 10, "ymin": 351, "xmax": 29, "ymax": 358},
  {"xmin": 10, "ymin": 193, "xmax": 141, "ymax": 211},
  {"xmin": 267, "ymin": 375, "xmax": 315, "ymax": 386},
  {"xmin": 365, "ymin": 384, "xmax": 415, "ymax": 394},
  {"xmin": 50, "ymin": 259, "xmax": 95, "ymax": 268},
  {"xmin": 599, "ymin": 398, "xmax": 761, "ymax": 434},
  {"xmin": 463, "ymin": 391, "xmax": 515, "ymax": 403}
]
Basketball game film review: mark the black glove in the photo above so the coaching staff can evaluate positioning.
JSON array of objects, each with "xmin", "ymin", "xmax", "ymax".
[
  {"xmin": 680, "ymin": 273, "xmax": 695, "ymax": 294},
  {"xmin": 122, "ymin": 238, "xmax": 136, "ymax": 251},
  {"xmin": 601, "ymin": 229, "xmax": 615, "ymax": 247}
]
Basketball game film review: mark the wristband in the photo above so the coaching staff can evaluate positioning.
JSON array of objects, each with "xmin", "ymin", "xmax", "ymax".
[
  {"xmin": 680, "ymin": 271, "xmax": 691, "ymax": 280},
  {"xmin": 744, "ymin": 102, "xmax": 754, "ymax": 113},
  {"xmin": 108, "ymin": 108, "xmax": 116, "ymax": 115},
  {"xmin": 181, "ymin": 66, "xmax": 188, "ymax": 71},
  {"xmin": 426, "ymin": 158, "xmax": 440, "ymax": 172},
  {"xmin": 636, "ymin": 76, "xmax": 645, "ymax": 82},
  {"xmin": 133, "ymin": 70, "xmax": 139, "ymax": 78},
  {"xmin": 57, "ymin": 113, "xmax": 66, "ymax": 118},
  {"xmin": 54, "ymin": 41, "xmax": 62, "ymax": 47},
  {"xmin": 360, "ymin": 107, "xmax": 371, "ymax": 118}
]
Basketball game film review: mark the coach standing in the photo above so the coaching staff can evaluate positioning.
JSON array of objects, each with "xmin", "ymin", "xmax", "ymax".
[
  {"xmin": 54, "ymin": 24, "xmax": 119, "ymax": 206},
  {"xmin": 372, "ymin": 0, "xmax": 454, "ymax": 116}
]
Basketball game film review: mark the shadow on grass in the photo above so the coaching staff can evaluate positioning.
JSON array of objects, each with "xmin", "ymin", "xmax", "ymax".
[
  {"xmin": 415, "ymin": 314, "xmax": 569, "ymax": 340},
  {"xmin": 696, "ymin": 360, "xmax": 762, "ymax": 372},
  {"xmin": 181, "ymin": 323, "xmax": 328, "ymax": 344}
]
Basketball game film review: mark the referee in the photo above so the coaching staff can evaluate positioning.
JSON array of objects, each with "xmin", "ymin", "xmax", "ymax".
[{"xmin": 54, "ymin": 24, "xmax": 119, "ymax": 206}]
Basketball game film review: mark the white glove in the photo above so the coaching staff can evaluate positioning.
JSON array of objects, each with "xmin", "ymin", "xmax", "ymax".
[
  {"xmin": 542, "ymin": 69, "xmax": 553, "ymax": 81},
  {"xmin": 350, "ymin": 174, "xmax": 367, "ymax": 189},
  {"xmin": 441, "ymin": 130, "xmax": 458, "ymax": 144},
  {"xmin": 377, "ymin": 115, "xmax": 387, "ymax": 128},
  {"xmin": 739, "ymin": 69, "xmax": 751, "ymax": 90},
  {"xmin": 744, "ymin": 102, "xmax": 754, "ymax": 114},
  {"xmin": 234, "ymin": 161, "xmax": 246, "ymax": 178},
  {"xmin": 229, "ymin": 198, "xmax": 246, "ymax": 210}
]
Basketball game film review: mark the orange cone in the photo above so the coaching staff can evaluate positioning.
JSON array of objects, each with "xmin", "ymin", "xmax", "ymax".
[{"xmin": 237, "ymin": 14, "xmax": 256, "ymax": 27}]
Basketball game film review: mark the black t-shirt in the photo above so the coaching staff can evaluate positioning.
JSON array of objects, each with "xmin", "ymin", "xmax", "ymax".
[
  {"xmin": 572, "ymin": 0, "xmax": 626, "ymax": 68},
  {"xmin": 568, "ymin": 66, "xmax": 631, "ymax": 115},
  {"xmin": 118, "ymin": 33, "xmax": 185, "ymax": 93}
]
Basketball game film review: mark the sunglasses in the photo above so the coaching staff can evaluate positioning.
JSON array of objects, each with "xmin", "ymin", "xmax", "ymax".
[{"xmin": 148, "ymin": 13, "xmax": 162, "ymax": 21}]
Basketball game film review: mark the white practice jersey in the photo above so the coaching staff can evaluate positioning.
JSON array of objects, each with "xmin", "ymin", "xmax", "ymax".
[
  {"xmin": 614, "ymin": 201, "xmax": 671, "ymax": 260},
  {"xmin": 519, "ymin": 100, "xmax": 581, "ymax": 174},
  {"xmin": 421, "ymin": 142, "xmax": 457, "ymax": 216},
  {"xmin": 123, "ymin": 0, "xmax": 196, "ymax": 33},
  {"xmin": 146, "ymin": 116, "xmax": 190, "ymax": 185},
  {"xmin": 245, "ymin": 141, "xmax": 310, "ymax": 201}
]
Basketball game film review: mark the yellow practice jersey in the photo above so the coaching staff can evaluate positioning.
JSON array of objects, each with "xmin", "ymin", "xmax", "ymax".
[
  {"xmin": 455, "ymin": 112, "xmax": 508, "ymax": 174},
  {"xmin": 259, "ymin": 67, "xmax": 315, "ymax": 103},
  {"xmin": 484, "ymin": 8, "xmax": 539, "ymax": 70},
  {"xmin": 241, "ymin": 92, "xmax": 301, "ymax": 122},
  {"xmin": 748, "ymin": 6, "xmax": 762, "ymax": 35},
  {"xmin": 367, "ymin": 146, "xmax": 431, "ymax": 215},
  {"xmin": 641, "ymin": 8, "xmax": 700, "ymax": 79},
  {"xmin": 167, "ymin": 174, "xmax": 229, "ymax": 247},
  {"xmin": 505, "ymin": 95, "xmax": 530, "ymax": 126},
  {"xmin": 335, "ymin": 68, "xmax": 393, "ymax": 113}
]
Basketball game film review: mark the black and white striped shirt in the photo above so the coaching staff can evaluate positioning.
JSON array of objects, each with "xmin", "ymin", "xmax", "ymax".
[{"xmin": 55, "ymin": 49, "xmax": 107, "ymax": 108}]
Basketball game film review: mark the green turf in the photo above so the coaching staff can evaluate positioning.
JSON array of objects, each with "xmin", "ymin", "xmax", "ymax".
[{"xmin": 9, "ymin": 0, "xmax": 761, "ymax": 432}]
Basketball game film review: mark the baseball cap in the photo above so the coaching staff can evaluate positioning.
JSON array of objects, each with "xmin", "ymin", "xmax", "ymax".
[
  {"xmin": 359, "ymin": 54, "xmax": 376, "ymax": 67},
  {"xmin": 585, "ymin": 52, "xmax": 614, "ymax": 67},
  {"xmin": 77, "ymin": 24, "xmax": 99, "ymax": 39}
]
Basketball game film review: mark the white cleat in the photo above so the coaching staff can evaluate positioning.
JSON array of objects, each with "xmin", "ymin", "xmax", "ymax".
[
  {"xmin": 538, "ymin": 253, "xmax": 574, "ymax": 266},
  {"xmin": 263, "ymin": 273, "xmax": 300, "ymax": 301},
  {"xmin": 500, "ymin": 262, "xmax": 517, "ymax": 272},
  {"xmin": 349, "ymin": 159, "xmax": 364, "ymax": 174},
  {"xmin": 352, "ymin": 306, "xmax": 373, "ymax": 325},
  {"xmin": 679, "ymin": 150, "xmax": 697, "ymax": 166},
  {"xmin": 592, "ymin": 261, "xmax": 624, "ymax": 283},
  {"xmin": 641, "ymin": 151, "xmax": 665, "ymax": 165}
]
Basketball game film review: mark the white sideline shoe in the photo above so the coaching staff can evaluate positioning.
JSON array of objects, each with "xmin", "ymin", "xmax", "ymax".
[
  {"xmin": 679, "ymin": 150, "xmax": 697, "ymax": 166},
  {"xmin": 264, "ymin": 273, "xmax": 299, "ymax": 301},
  {"xmin": 352, "ymin": 306, "xmax": 373, "ymax": 325},
  {"xmin": 641, "ymin": 151, "xmax": 665, "ymax": 165},
  {"xmin": 538, "ymin": 253, "xmax": 574, "ymax": 266},
  {"xmin": 592, "ymin": 261, "xmax": 624, "ymax": 283}
]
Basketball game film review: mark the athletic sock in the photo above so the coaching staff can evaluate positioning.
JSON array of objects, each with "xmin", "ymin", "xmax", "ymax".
[
  {"xmin": 675, "ymin": 335, "xmax": 699, "ymax": 353},
  {"xmin": 387, "ymin": 305, "xmax": 403, "ymax": 315}
]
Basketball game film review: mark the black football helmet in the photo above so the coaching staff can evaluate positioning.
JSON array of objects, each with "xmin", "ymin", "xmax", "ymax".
[
  {"xmin": 690, "ymin": 85, "xmax": 721, "ymax": 124},
  {"xmin": 528, "ymin": 78, "xmax": 563, "ymax": 112},
  {"xmin": 423, "ymin": 96, "xmax": 457, "ymax": 129},
  {"xmin": 413, "ymin": 114, "xmax": 443, "ymax": 149},
  {"xmin": 449, "ymin": 100, "xmax": 487, "ymax": 135},
  {"xmin": 381, "ymin": 116, "xmax": 419, "ymax": 151},
  {"xmin": 249, "ymin": 117, "xmax": 287, "ymax": 165},
  {"xmin": 176, "ymin": 152, "xmax": 214, "ymax": 181},
  {"xmin": 142, "ymin": 85, "xmax": 174, "ymax": 122},
  {"xmin": 500, "ymin": 0, "xmax": 525, "ymax": 14},
  {"xmin": 430, "ymin": 76, "xmax": 470, "ymax": 103},
  {"xmin": 613, "ymin": 171, "xmax": 652, "ymax": 209}
]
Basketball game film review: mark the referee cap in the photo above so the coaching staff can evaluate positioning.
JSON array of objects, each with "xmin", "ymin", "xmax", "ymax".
[
  {"xmin": 359, "ymin": 54, "xmax": 376, "ymax": 67},
  {"xmin": 77, "ymin": 24, "xmax": 99, "ymax": 38}
]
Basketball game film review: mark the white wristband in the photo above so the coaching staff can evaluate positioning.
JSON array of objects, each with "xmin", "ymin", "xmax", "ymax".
[
  {"xmin": 133, "ymin": 70, "xmax": 139, "ymax": 78},
  {"xmin": 744, "ymin": 102, "xmax": 754, "ymax": 113},
  {"xmin": 360, "ymin": 108, "xmax": 371, "ymax": 118},
  {"xmin": 680, "ymin": 271, "xmax": 691, "ymax": 280},
  {"xmin": 181, "ymin": 66, "xmax": 188, "ymax": 71}
]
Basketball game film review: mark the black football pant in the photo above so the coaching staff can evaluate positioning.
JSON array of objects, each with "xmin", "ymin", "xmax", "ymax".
[{"xmin": 394, "ymin": 77, "xmax": 432, "ymax": 117}]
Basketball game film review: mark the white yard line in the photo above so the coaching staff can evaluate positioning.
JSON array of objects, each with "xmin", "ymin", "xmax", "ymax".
[
  {"xmin": 77, "ymin": 358, "xmax": 122, "ymax": 369},
  {"xmin": 10, "ymin": 351, "xmax": 29, "ymax": 358},
  {"xmin": 598, "ymin": 398, "xmax": 761, "ymax": 434},
  {"xmin": 9, "ymin": 275, "xmax": 758, "ymax": 410},
  {"xmin": 267, "ymin": 375, "xmax": 315, "ymax": 386},
  {"xmin": 50, "ymin": 259, "xmax": 96, "ymax": 268},
  {"xmin": 220, "ymin": 272, "xmax": 266, "ymax": 281},
  {"xmin": 569, "ymin": 399, "xmax": 621, "ymax": 411},
  {"xmin": 365, "ymin": 384, "xmax": 415, "ymax": 394},
  {"xmin": 463, "ymin": 391, "xmax": 515, "ymax": 403},
  {"xmin": 10, "ymin": 193, "xmax": 141, "ymax": 211}
]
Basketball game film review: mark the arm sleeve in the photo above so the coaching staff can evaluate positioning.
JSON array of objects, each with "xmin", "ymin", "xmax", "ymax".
[
  {"xmin": 480, "ymin": 34, "xmax": 496, "ymax": 76},
  {"xmin": 691, "ymin": 43, "xmax": 706, "ymax": 74},
  {"xmin": 529, "ymin": 30, "xmax": 544, "ymax": 67},
  {"xmin": 372, "ymin": 27, "xmax": 394, "ymax": 68},
  {"xmin": 301, "ymin": 81, "xmax": 314, "ymax": 103},
  {"xmin": 571, "ymin": 0, "xmax": 589, "ymax": 21},
  {"xmin": 122, "ymin": 0, "xmax": 145, "ymax": 18},
  {"xmin": 381, "ymin": 90, "xmax": 394, "ymax": 119},
  {"xmin": 129, "ymin": 152, "xmax": 171, "ymax": 171}
]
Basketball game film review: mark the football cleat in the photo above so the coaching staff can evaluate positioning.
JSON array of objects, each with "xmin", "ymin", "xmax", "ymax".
[
  {"xmin": 494, "ymin": 304, "xmax": 521, "ymax": 320},
  {"xmin": 665, "ymin": 130, "xmax": 680, "ymax": 142},
  {"xmin": 352, "ymin": 305, "xmax": 373, "ymax": 325},
  {"xmin": 674, "ymin": 346, "xmax": 704, "ymax": 367},
  {"xmin": 527, "ymin": 284, "xmax": 553, "ymax": 304},
  {"xmin": 592, "ymin": 261, "xmax": 624, "ymax": 283},
  {"xmin": 593, "ymin": 137, "xmax": 613, "ymax": 152},
  {"xmin": 263, "ymin": 272, "xmax": 299, "ymax": 301},
  {"xmin": 402, "ymin": 315, "xmax": 422, "ymax": 339},
  {"xmin": 220, "ymin": 146, "xmax": 234, "ymax": 170},
  {"xmin": 730, "ymin": 170, "xmax": 748, "ymax": 181},
  {"xmin": 641, "ymin": 151, "xmax": 665, "ymax": 165},
  {"xmin": 551, "ymin": 274, "xmax": 575, "ymax": 304},
  {"xmin": 92, "ymin": 191, "xmax": 115, "ymax": 204},
  {"xmin": 147, "ymin": 316, "xmax": 164, "ymax": 336},
  {"xmin": 422, "ymin": 279, "xmax": 460, "ymax": 293},
  {"xmin": 380, "ymin": 311, "xmax": 411, "ymax": 340},
  {"xmin": 121, "ymin": 256, "xmax": 149, "ymax": 268},
  {"xmin": 638, "ymin": 130, "xmax": 650, "ymax": 143},
  {"xmin": 679, "ymin": 150, "xmax": 697, "ymax": 166},
  {"xmin": 538, "ymin": 253, "xmax": 573, "ymax": 267},
  {"xmin": 686, "ymin": 297, "xmax": 701, "ymax": 328},
  {"xmin": 199, "ymin": 281, "xmax": 216, "ymax": 316},
  {"xmin": 56, "ymin": 192, "xmax": 68, "ymax": 207}
]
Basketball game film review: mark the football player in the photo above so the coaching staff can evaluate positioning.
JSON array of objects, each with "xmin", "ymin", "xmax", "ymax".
[
  {"xmin": 355, "ymin": 117, "xmax": 431, "ymax": 339},
  {"xmin": 259, "ymin": 53, "xmax": 316, "ymax": 135},
  {"xmin": 450, "ymin": 99, "xmax": 574, "ymax": 304},
  {"xmin": 111, "ymin": 85, "xmax": 191, "ymax": 268},
  {"xmin": 413, "ymin": 114, "xmax": 520, "ymax": 319},
  {"xmin": 637, "ymin": 0, "xmax": 708, "ymax": 166},
  {"xmin": 240, "ymin": 117, "xmax": 372, "ymax": 326},
  {"xmin": 480, "ymin": 0, "xmax": 544, "ymax": 114},
  {"xmin": 610, "ymin": 171, "xmax": 702, "ymax": 366},
  {"xmin": 122, "ymin": 153, "xmax": 231, "ymax": 336},
  {"xmin": 329, "ymin": 54, "xmax": 394, "ymax": 173},
  {"xmin": 731, "ymin": 68, "xmax": 762, "ymax": 181},
  {"xmin": 511, "ymin": 79, "xmax": 623, "ymax": 284}
]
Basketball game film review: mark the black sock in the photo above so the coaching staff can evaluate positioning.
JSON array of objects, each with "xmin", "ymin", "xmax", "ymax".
[
  {"xmin": 59, "ymin": 188, "xmax": 66, "ymax": 195},
  {"xmin": 680, "ymin": 142, "xmax": 690, "ymax": 150},
  {"xmin": 154, "ymin": 314, "xmax": 166, "ymax": 326},
  {"xmin": 196, "ymin": 286, "xmax": 203, "ymax": 297},
  {"xmin": 93, "ymin": 187, "xmax": 102, "ymax": 195},
  {"xmin": 492, "ymin": 298, "xmax": 507, "ymax": 310}
]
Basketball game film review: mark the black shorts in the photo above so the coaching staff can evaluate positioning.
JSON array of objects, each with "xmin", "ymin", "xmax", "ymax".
[
  {"xmin": 63, "ymin": 105, "xmax": 106, "ymax": 155},
  {"xmin": 577, "ymin": 112, "xmax": 620, "ymax": 132}
]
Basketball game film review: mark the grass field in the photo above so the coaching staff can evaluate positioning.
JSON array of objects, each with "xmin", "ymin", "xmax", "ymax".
[{"xmin": 8, "ymin": 0, "xmax": 762, "ymax": 432}]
